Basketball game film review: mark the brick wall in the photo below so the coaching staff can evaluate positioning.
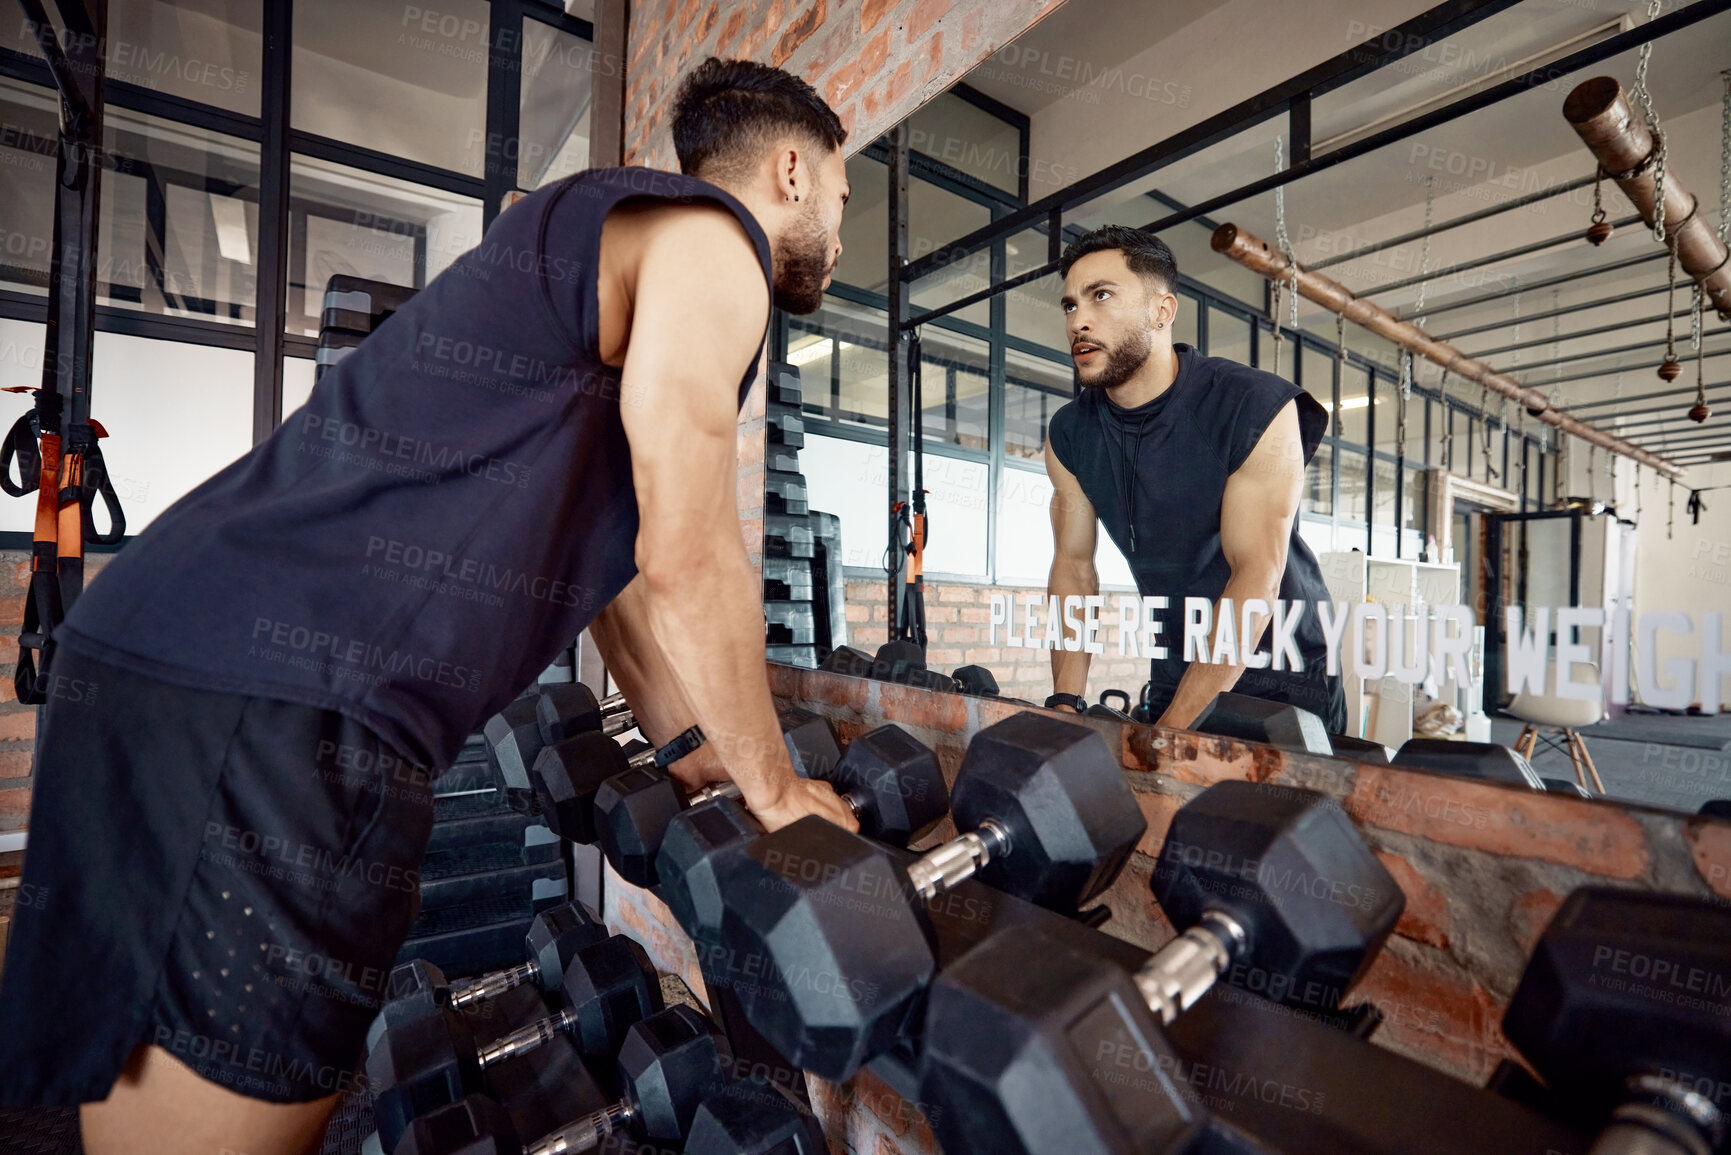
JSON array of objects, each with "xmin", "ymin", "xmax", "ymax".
[
  {"xmin": 621, "ymin": 0, "xmax": 1072, "ymax": 170},
  {"xmin": 0, "ymin": 550, "xmax": 112, "ymax": 834},
  {"xmin": 594, "ymin": 663, "xmax": 1731, "ymax": 1155},
  {"xmin": 843, "ymin": 575, "xmax": 1152, "ymax": 704}
]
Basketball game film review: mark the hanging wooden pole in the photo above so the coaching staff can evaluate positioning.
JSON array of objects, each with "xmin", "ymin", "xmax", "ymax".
[{"xmin": 1210, "ymin": 222, "xmax": 1687, "ymax": 480}]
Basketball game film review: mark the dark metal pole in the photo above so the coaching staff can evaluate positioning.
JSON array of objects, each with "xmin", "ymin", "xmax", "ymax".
[
  {"xmin": 1435, "ymin": 282, "xmax": 1675, "ymax": 341},
  {"xmin": 483, "ymin": 0, "xmax": 523, "ymax": 231},
  {"xmin": 887, "ymin": 123, "xmax": 909, "ymax": 633},
  {"xmin": 588, "ymin": 0, "xmax": 627, "ymax": 168},
  {"xmin": 251, "ymin": 0, "xmax": 290, "ymax": 442}
]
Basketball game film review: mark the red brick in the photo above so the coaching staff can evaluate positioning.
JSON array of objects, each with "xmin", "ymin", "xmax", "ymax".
[
  {"xmin": 924, "ymin": 606, "xmax": 957, "ymax": 624},
  {"xmin": 878, "ymin": 682, "xmax": 966, "ymax": 733},
  {"xmin": 924, "ymin": 648, "xmax": 964, "ymax": 667},
  {"xmin": 958, "ymin": 606, "xmax": 991, "ymax": 624},
  {"xmin": 1354, "ymin": 946, "xmax": 1510, "ymax": 1083},
  {"xmin": 716, "ymin": 6, "xmax": 749, "ymax": 51},
  {"xmin": 0, "ymin": 751, "xmax": 28, "ymax": 779},
  {"xmin": 1136, "ymin": 728, "xmax": 1287, "ymax": 787},
  {"xmin": 0, "ymin": 598, "xmax": 22, "ymax": 628},
  {"xmin": 796, "ymin": 668, "xmax": 870, "ymax": 712},
  {"xmin": 1346, "ymin": 766, "xmax": 1650, "ymax": 879},
  {"xmin": 1509, "ymin": 888, "xmax": 1566, "ymax": 958},
  {"xmin": 859, "ymin": 0, "xmax": 896, "ymax": 34},
  {"xmin": 935, "ymin": 583, "xmax": 979, "ymax": 603},
  {"xmin": 0, "ymin": 710, "xmax": 32, "ymax": 743},
  {"xmin": 0, "ymin": 784, "xmax": 29, "ymax": 822},
  {"xmin": 907, "ymin": 0, "xmax": 953, "ymax": 42},
  {"xmin": 1134, "ymin": 792, "xmax": 1183, "ymax": 857},
  {"xmin": 692, "ymin": 1, "xmax": 720, "ymax": 44},
  {"xmin": 962, "ymin": 647, "xmax": 1001, "ymax": 664},
  {"xmin": 1374, "ymin": 852, "xmax": 1450, "ymax": 949},
  {"xmin": 771, "ymin": 0, "xmax": 825, "ymax": 66},
  {"xmin": 801, "ymin": 20, "xmax": 855, "ymax": 79},
  {"xmin": 1686, "ymin": 817, "xmax": 1731, "ymax": 898},
  {"xmin": 845, "ymin": 603, "xmax": 872, "ymax": 623}
]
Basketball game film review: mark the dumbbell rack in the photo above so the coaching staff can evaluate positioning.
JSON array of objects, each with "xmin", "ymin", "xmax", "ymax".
[
  {"xmin": 397, "ymin": 733, "xmax": 570, "ymax": 978},
  {"xmin": 865, "ymin": 853, "xmax": 1593, "ymax": 1155},
  {"xmin": 762, "ymin": 360, "xmax": 846, "ymax": 668},
  {"xmin": 316, "ymin": 275, "xmax": 418, "ymax": 385}
]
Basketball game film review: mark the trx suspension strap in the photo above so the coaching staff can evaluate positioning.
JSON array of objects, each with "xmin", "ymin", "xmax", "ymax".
[
  {"xmin": 893, "ymin": 330, "xmax": 928, "ymax": 650},
  {"xmin": 6, "ymin": 0, "xmax": 126, "ymax": 704}
]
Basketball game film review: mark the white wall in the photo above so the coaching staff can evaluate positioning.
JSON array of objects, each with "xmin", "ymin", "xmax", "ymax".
[{"xmin": 1630, "ymin": 459, "xmax": 1731, "ymax": 709}]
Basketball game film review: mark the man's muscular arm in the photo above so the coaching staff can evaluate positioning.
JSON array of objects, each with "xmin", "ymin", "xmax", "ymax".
[
  {"xmin": 1046, "ymin": 440, "xmax": 1099, "ymax": 709},
  {"xmin": 588, "ymin": 577, "xmax": 728, "ymax": 791},
  {"xmin": 617, "ymin": 205, "xmax": 854, "ymax": 834},
  {"xmin": 1155, "ymin": 400, "xmax": 1305, "ymax": 731}
]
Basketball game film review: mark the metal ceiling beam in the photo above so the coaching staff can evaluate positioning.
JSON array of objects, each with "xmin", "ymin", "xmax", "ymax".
[
  {"xmin": 1356, "ymin": 216, "xmax": 1642, "ymax": 297},
  {"xmin": 1465, "ymin": 308, "xmax": 1696, "ymax": 358},
  {"xmin": 1405, "ymin": 250, "xmax": 1667, "ymax": 319},
  {"xmin": 1434, "ymin": 283, "xmax": 1675, "ymax": 340}
]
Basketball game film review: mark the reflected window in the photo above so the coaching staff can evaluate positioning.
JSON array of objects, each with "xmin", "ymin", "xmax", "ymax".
[
  {"xmin": 0, "ymin": 79, "xmax": 58, "ymax": 298},
  {"xmin": 286, "ymin": 155, "xmax": 482, "ymax": 336},
  {"xmin": 918, "ymin": 329, "xmax": 989, "ymax": 452},
  {"xmin": 1305, "ymin": 443, "xmax": 1333, "ymax": 516},
  {"xmin": 1338, "ymin": 448, "xmax": 1368, "ymax": 523},
  {"xmin": 518, "ymin": 18, "xmax": 595, "ymax": 188},
  {"xmin": 97, "ymin": 108, "xmax": 261, "ymax": 326},
  {"xmin": 786, "ymin": 298, "xmax": 887, "ymax": 431},
  {"xmin": 1255, "ymin": 326, "xmax": 1295, "ymax": 381},
  {"xmin": 1207, "ymin": 306, "xmax": 1249, "ymax": 365},
  {"xmin": 1004, "ymin": 348, "xmax": 1071, "ymax": 460},
  {"xmin": 1170, "ymin": 291, "xmax": 1200, "ymax": 351},
  {"xmin": 1339, "ymin": 363, "xmax": 1369, "ymax": 445},
  {"xmin": 293, "ymin": 0, "xmax": 490, "ymax": 177},
  {"xmin": 908, "ymin": 92, "xmax": 1022, "ymax": 195}
]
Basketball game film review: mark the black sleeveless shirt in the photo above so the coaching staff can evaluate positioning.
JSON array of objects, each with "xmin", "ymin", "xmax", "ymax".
[
  {"xmin": 59, "ymin": 168, "xmax": 772, "ymax": 768},
  {"xmin": 1048, "ymin": 344, "xmax": 1335, "ymax": 698}
]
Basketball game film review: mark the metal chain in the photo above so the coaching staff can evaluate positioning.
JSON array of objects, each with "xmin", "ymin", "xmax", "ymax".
[
  {"xmin": 1691, "ymin": 282, "xmax": 1703, "ymax": 351},
  {"xmin": 1400, "ymin": 179, "xmax": 1436, "ymax": 398},
  {"xmin": 1440, "ymin": 369, "xmax": 1454, "ymax": 471},
  {"xmin": 1668, "ymin": 476, "xmax": 1675, "ymax": 540},
  {"xmin": 1588, "ymin": 443, "xmax": 1596, "ymax": 499},
  {"xmin": 1480, "ymin": 382, "xmax": 1498, "ymax": 479},
  {"xmin": 1631, "ymin": 0, "xmax": 1668, "ymax": 242},
  {"xmin": 1720, "ymin": 70, "xmax": 1731, "ymax": 246},
  {"xmin": 1273, "ymin": 135, "xmax": 1298, "ymax": 329},
  {"xmin": 1635, "ymin": 462, "xmax": 1643, "ymax": 522},
  {"xmin": 1697, "ymin": 287, "xmax": 1710, "ymax": 411}
]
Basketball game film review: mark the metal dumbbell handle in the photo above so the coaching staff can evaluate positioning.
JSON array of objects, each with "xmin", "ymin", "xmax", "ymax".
[
  {"xmin": 1134, "ymin": 910, "xmax": 1248, "ymax": 1025},
  {"xmin": 448, "ymin": 960, "xmax": 541, "ymax": 1009},
  {"xmin": 1583, "ymin": 1075, "xmax": 1724, "ymax": 1155},
  {"xmin": 904, "ymin": 818, "xmax": 1011, "ymax": 901},
  {"xmin": 525, "ymin": 1098, "xmax": 636, "ymax": 1155},
  {"xmin": 475, "ymin": 1006, "xmax": 579, "ymax": 1069},
  {"xmin": 690, "ymin": 779, "xmax": 864, "ymax": 820},
  {"xmin": 597, "ymin": 693, "xmax": 633, "ymax": 737}
]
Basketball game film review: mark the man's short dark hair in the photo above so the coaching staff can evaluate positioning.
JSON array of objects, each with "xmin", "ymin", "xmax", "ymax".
[
  {"xmin": 1060, "ymin": 225, "xmax": 1179, "ymax": 295},
  {"xmin": 671, "ymin": 58, "xmax": 847, "ymax": 182}
]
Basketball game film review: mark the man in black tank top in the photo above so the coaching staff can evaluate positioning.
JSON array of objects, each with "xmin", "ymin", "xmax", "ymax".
[
  {"xmin": 1044, "ymin": 226, "xmax": 1345, "ymax": 733},
  {"xmin": 0, "ymin": 59, "xmax": 858, "ymax": 1154}
]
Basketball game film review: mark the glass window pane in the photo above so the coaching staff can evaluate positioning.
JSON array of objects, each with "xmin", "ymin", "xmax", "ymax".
[
  {"xmin": 97, "ymin": 108, "xmax": 261, "ymax": 326},
  {"xmin": 1339, "ymin": 363, "xmax": 1369, "ymax": 445},
  {"xmin": 1402, "ymin": 466, "xmax": 1422, "ymax": 556},
  {"xmin": 0, "ymin": 323, "xmax": 251, "ymax": 533},
  {"xmin": 920, "ymin": 454, "xmax": 988, "ymax": 577},
  {"xmin": 801, "ymin": 432, "xmax": 887, "ymax": 571},
  {"xmin": 6, "ymin": 2, "xmax": 262, "ymax": 115},
  {"xmin": 1003, "ymin": 227, "xmax": 1067, "ymax": 355},
  {"xmin": 908, "ymin": 181, "xmax": 992, "ymax": 328},
  {"xmin": 1170, "ymin": 291, "xmax": 1199, "ymax": 352},
  {"xmin": 107, "ymin": 0, "xmax": 263, "ymax": 116},
  {"xmin": 1302, "ymin": 346, "xmax": 1334, "ymax": 414},
  {"xmin": 919, "ymin": 328, "xmax": 989, "ymax": 452},
  {"xmin": 518, "ymin": 18, "xmax": 593, "ymax": 188},
  {"xmin": 1452, "ymin": 409, "xmax": 1472, "ymax": 477},
  {"xmin": 790, "ymin": 297, "xmax": 886, "ymax": 432},
  {"xmin": 1375, "ymin": 374, "xmax": 1417, "ymax": 462},
  {"xmin": 1373, "ymin": 456, "xmax": 1397, "ymax": 530},
  {"xmin": 1207, "ymin": 306, "xmax": 1249, "ymax": 365},
  {"xmin": 0, "ymin": 79, "xmax": 57, "ymax": 298},
  {"xmin": 1004, "ymin": 348, "xmax": 1071, "ymax": 461},
  {"xmin": 1255, "ymin": 326, "xmax": 1295, "ymax": 381},
  {"xmin": 909, "ymin": 92, "xmax": 1022, "ymax": 194},
  {"xmin": 835, "ymin": 153, "xmax": 885, "ymax": 293},
  {"xmin": 293, "ymin": 0, "xmax": 489, "ymax": 177},
  {"xmin": 286, "ymin": 154, "xmax": 482, "ymax": 336},
  {"xmin": 1338, "ymin": 448, "xmax": 1368, "ymax": 524},
  {"xmin": 1304, "ymin": 442, "xmax": 1333, "ymax": 516}
]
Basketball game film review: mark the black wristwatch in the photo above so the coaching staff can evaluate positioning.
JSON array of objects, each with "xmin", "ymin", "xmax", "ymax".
[{"xmin": 1044, "ymin": 692, "xmax": 1088, "ymax": 713}]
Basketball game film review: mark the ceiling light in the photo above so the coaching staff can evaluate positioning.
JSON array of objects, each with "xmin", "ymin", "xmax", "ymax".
[{"xmin": 788, "ymin": 338, "xmax": 852, "ymax": 367}]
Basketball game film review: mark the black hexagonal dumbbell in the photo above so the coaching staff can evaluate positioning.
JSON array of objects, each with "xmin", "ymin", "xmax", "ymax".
[
  {"xmin": 595, "ymin": 718, "xmax": 949, "ymax": 888},
  {"xmin": 1501, "ymin": 887, "xmax": 1731, "ymax": 1155},
  {"xmin": 368, "ymin": 935, "xmax": 664, "ymax": 1151},
  {"xmin": 657, "ymin": 794, "xmax": 765, "ymax": 950},
  {"xmin": 395, "ymin": 1005, "xmax": 731, "ymax": 1155},
  {"xmin": 711, "ymin": 711, "xmax": 1147, "ymax": 1082},
  {"xmin": 366, "ymin": 902, "xmax": 607, "ymax": 1054},
  {"xmin": 915, "ymin": 779, "xmax": 1404, "ymax": 1155},
  {"xmin": 531, "ymin": 726, "xmax": 702, "ymax": 843},
  {"xmin": 684, "ymin": 1073, "xmax": 829, "ymax": 1155},
  {"xmin": 483, "ymin": 684, "xmax": 634, "ymax": 813}
]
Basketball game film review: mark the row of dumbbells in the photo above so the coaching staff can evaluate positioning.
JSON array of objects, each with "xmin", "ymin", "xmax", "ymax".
[
  {"xmin": 366, "ymin": 900, "xmax": 827, "ymax": 1154},
  {"xmin": 645, "ymin": 711, "xmax": 1731, "ymax": 1155}
]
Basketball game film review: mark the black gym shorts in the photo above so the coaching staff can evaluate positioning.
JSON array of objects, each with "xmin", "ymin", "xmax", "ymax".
[{"xmin": 0, "ymin": 645, "xmax": 436, "ymax": 1106}]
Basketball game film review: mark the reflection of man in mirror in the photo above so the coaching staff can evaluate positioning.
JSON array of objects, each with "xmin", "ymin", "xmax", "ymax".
[{"xmin": 1044, "ymin": 225, "xmax": 1343, "ymax": 731}]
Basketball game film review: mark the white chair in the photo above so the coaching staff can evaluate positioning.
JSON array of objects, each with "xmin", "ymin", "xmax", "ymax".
[{"xmin": 1507, "ymin": 662, "xmax": 1605, "ymax": 794}]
